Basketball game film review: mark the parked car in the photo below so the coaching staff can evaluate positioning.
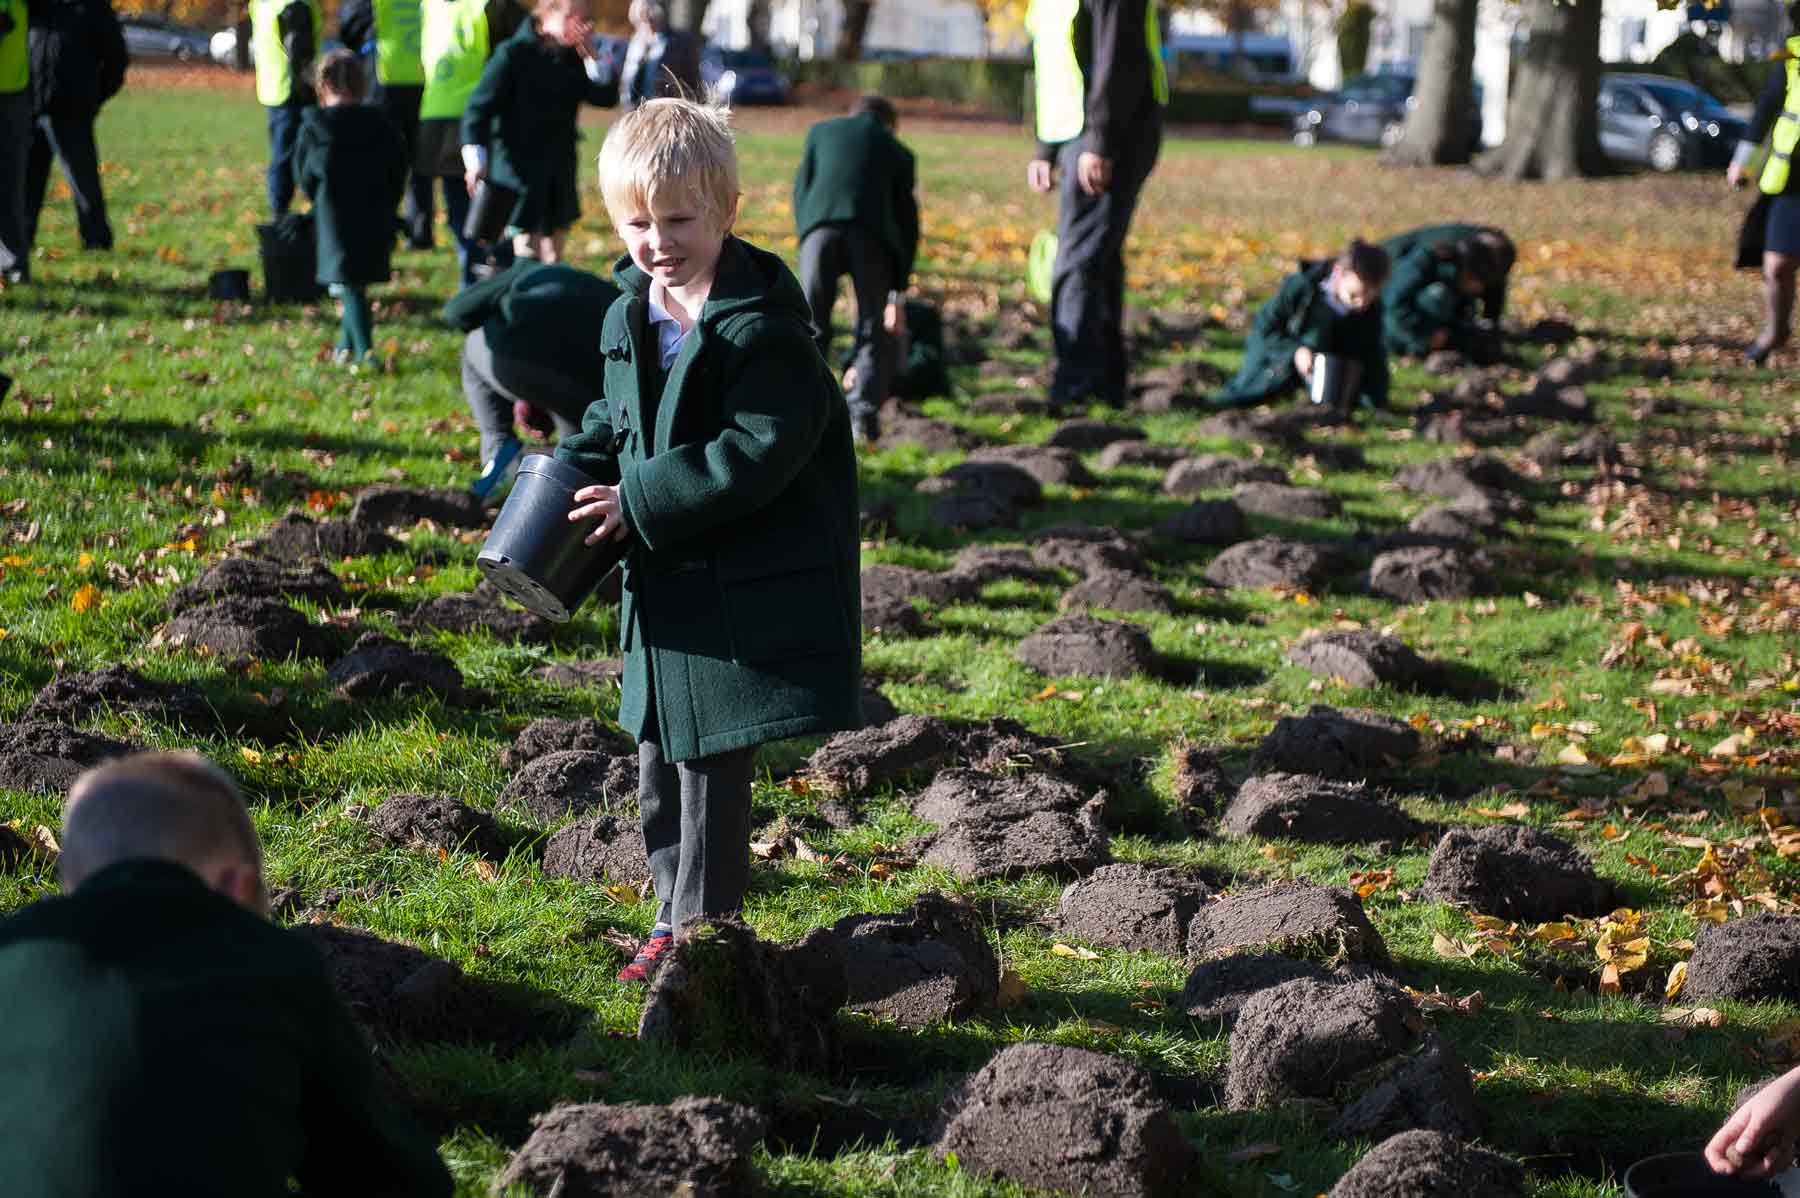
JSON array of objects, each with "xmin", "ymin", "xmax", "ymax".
[
  {"xmin": 701, "ymin": 45, "xmax": 787, "ymax": 105},
  {"xmin": 1599, "ymin": 73, "xmax": 1746, "ymax": 172},
  {"xmin": 1293, "ymin": 71, "xmax": 1482, "ymax": 151},
  {"xmin": 122, "ymin": 16, "xmax": 211, "ymax": 62}
]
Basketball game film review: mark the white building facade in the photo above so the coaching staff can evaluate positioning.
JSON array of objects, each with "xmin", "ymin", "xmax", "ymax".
[{"xmin": 702, "ymin": 0, "xmax": 995, "ymax": 58}]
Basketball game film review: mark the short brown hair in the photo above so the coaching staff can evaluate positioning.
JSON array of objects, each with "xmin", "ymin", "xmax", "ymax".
[
  {"xmin": 598, "ymin": 97, "xmax": 740, "ymax": 225},
  {"xmin": 314, "ymin": 47, "xmax": 367, "ymax": 102},
  {"xmin": 1337, "ymin": 237, "xmax": 1391, "ymax": 286},
  {"xmin": 60, "ymin": 752, "xmax": 262, "ymax": 892}
]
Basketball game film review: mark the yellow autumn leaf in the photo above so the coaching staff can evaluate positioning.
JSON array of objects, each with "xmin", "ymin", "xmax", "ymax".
[
  {"xmin": 70, "ymin": 584, "xmax": 101, "ymax": 613},
  {"xmin": 995, "ymin": 968, "xmax": 1029, "ymax": 1009},
  {"xmin": 1599, "ymin": 962, "xmax": 1623, "ymax": 996},
  {"xmin": 1432, "ymin": 930, "xmax": 1478, "ymax": 959},
  {"xmin": 1050, "ymin": 943, "xmax": 1101, "ymax": 961},
  {"xmin": 1557, "ymin": 743, "xmax": 1591, "ymax": 766},
  {"xmin": 1665, "ymin": 960, "xmax": 1688, "ymax": 1000},
  {"xmin": 471, "ymin": 860, "xmax": 499, "ymax": 882},
  {"xmin": 238, "ymin": 746, "xmax": 264, "ymax": 765}
]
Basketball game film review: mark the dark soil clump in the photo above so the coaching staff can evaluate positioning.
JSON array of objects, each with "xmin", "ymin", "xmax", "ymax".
[
  {"xmin": 1233, "ymin": 482, "xmax": 1343, "ymax": 520},
  {"xmin": 349, "ymin": 485, "xmax": 488, "ymax": 531},
  {"xmin": 494, "ymin": 1097, "xmax": 765, "ymax": 1198},
  {"xmin": 1424, "ymin": 825, "xmax": 1614, "ymax": 921},
  {"xmin": 1329, "ymin": 1034, "xmax": 1483, "ymax": 1141},
  {"xmin": 947, "ymin": 545, "xmax": 1055, "ymax": 588},
  {"xmin": 156, "ymin": 596, "xmax": 338, "ymax": 661},
  {"xmin": 1205, "ymin": 537, "xmax": 1336, "ymax": 591},
  {"xmin": 501, "ymin": 750, "xmax": 639, "ymax": 822},
  {"xmin": 326, "ymin": 634, "xmax": 467, "ymax": 704},
  {"xmin": 0, "ymin": 721, "xmax": 139, "ymax": 794},
  {"xmin": 1179, "ymin": 953, "xmax": 1332, "ymax": 1025},
  {"xmin": 253, "ymin": 513, "xmax": 402, "ymax": 562},
  {"xmin": 1254, "ymin": 705, "xmax": 1421, "ymax": 779},
  {"xmin": 1225, "ymin": 975, "xmax": 1417, "ymax": 1108},
  {"xmin": 1683, "ymin": 913, "xmax": 1800, "ymax": 1005},
  {"xmin": 912, "ymin": 768, "xmax": 1110, "ymax": 881},
  {"xmin": 369, "ymin": 793, "xmax": 512, "ymax": 860},
  {"xmin": 861, "ymin": 563, "xmax": 974, "ymax": 608},
  {"xmin": 1171, "ymin": 742, "xmax": 1235, "ymax": 831},
  {"xmin": 638, "ymin": 920, "xmax": 848, "ymax": 1071},
  {"xmin": 1017, "ymin": 614, "xmax": 1158, "ymax": 679},
  {"xmin": 503, "ymin": 717, "xmax": 634, "ymax": 770},
  {"xmin": 399, "ymin": 586, "xmax": 552, "ymax": 644},
  {"xmin": 1058, "ymin": 863, "xmax": 1213, "ymax": 956},
  {"xmin": 859, "ymin": 684, "xmax": 898, "ymax": 727},
  {"xmin": 967, "ymin": 443, "xmax": 1098, "ymax": 487},
  {"xmin": 1369, "ymin": 545, "xmax": 1491, "ymax": 602},
  {"xmin": 1059, "ymin": 570, "xmax": 1177, "ymax": 615},
  {"xmin": 24, "ymin": 665, "xmax": 217, "ymax": 733},
  {"xmin": 1164, "ymin": 455, "xmax": 1286, "ymax": 495},
  {"xmin": 1328, "ymin": 1130, "xmax": 1526, "ymax": 1198},
  {"xmin": 833, "ymin": 892, "xmax": 999, "ymax": 1025},
  {"xmin": 1187, "ymin": 882, "xmax": 1389, "ymax": 965},
  {"xmin": 541, "ymin": 815, "xmax": 650, "ymax": 886},
  {"xmin": 1099, "ymin": 442, "xmax": 1188, "ymax": 471},
  {"xmin": 169, "ymin": 556, "xmax": 346, "ymax": 612},
  {"xmin": 1031, "ymin": 526, "xmax": 1148, "ymax": 577},
  {"xmin": 1286, "ymin": 631, "xmax": 1434, "ymax": 690},
  {"xmin": 805, "ymin": 714, "xmax": 954, "ymax": 795},
  {"xmin": 1046, "ymin": 419, "xmax": 1148, "ymax": 451},
  {"xmin": 1158, "ymin": 499, "xmax": 1249, "ymax": 546},
  {"xmin": 934, "ymin": 1042, "xmax": 1198, "ymax": 1198},
  {"xmin": 1223, "ymin": 772, "xmax": 1425, "ymax": 846},
  {"xmin": 1394, "ymin": 455, "xmax": 1524, "ymax": 499},
  {"xmin": 922, "ymin": 460, "xmax": 1042, "ymax": 510},
  {"xmin": 863, "ymin": 594, "xmax": 926, "ymax": 637}
]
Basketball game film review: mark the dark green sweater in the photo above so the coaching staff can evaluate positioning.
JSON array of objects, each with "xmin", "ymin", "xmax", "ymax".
[
  {"xmin": 1209, "ymin": 262, "xmax": 1389, "ymax": 409},
  {"xmin": 557, "ymin": 236, "xmax": 862, "ymax": 763},
  {"xmin": 442, "ymin": 259, "xmax": 620, "ymax": 390},
  {"xmin": 0, "ymin": 860, "xmax": 451, "ymax": 1198},
  {"xmin": 1382, "ymin": 243, "xmax": 1480, "ymax": 358},
  {"xmin": 793, "ymin": 111, "xmax": 920, "ymax": 288},
  {"xmin": 292, "ymin": 103, "xmax": 409, "ymax": 286}
]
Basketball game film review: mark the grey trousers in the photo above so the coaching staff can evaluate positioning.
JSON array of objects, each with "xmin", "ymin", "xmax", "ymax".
[
  {"xmin": 638, "ymin": 737, "xmax": 757, "ymax": 933},
  {"xmin": 0, "ymin": 92, "xmax": 33, "ymax": 277},
  {"xmin": 461, "ymin": 327, "xmax": 593, "ymax": 464},
  {"xmin": 799, "ymin": 223, "xmax": 896, "ymax": 416}
]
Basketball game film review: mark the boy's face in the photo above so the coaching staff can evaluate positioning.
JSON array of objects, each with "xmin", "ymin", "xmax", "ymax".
[{"xmin": 614, "ymin": 187, "xmax": 734, "ymax": 293}]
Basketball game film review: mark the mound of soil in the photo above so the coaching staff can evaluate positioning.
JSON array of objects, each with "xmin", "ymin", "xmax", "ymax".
[
  {"xmin": 1233, "ymin": 482, "xmax": 1343, "ymax": 520},
  {"xmin": 1286, "ymin": 631, "xmax": 1435, "ymax": 690},
  {"xmin": 369, "ymin": 793, "xmax": 512, "ymax": 860},
  {"xmin": 934, "ymin": 1042, "xmax": 1197, "ymax": 1198},
  {"xmin": 1059, "ymin": 570, "xmax": 1177, "ymax": 615},
  {"xmin": 156, "ymin": 596, "xmax": 338, "ymax": 661},
  {"xmin": 1223, "ymin": 773, "xmax": 1424, "ymax": 846},
  {"xmin": 0, "ymin": 721, "xmax": 139, "ymax": 795},
  {"xmin": 1187, "ymin": 882, "xmax": 1389, "ymax": 965},
  {"xmin": 494, "ymin": 1097, "xmax": 765, "ymax": 1198},
  {"xmin": 253, "ymin": 513, "xmax": 402, "ymax": 562},
  {"xmin": 348, "ymin": 485, "xmax": 488, "ymax": 531},
  {"xmin": 859, "ymin": 684, "xmax": 898, "ymax": 727},
  {"xmin": 1328, "ymin": 1130, "xmax": 1526, "ymax": 1198},
  {"xmin": 1164, "ymin": 455, "xmax": 1287, "ymax": 496},
  {"xmin": 884, "ymin": 413, "xmax": 974, "ymax": 454},
  {"xmin": 967, "ymin": 443, "xmax": 1098, "ymax": 488},
  {"xmin": 1408, "ymin": 501, "xmax": 1500, "ymax": 542},
  {"xmin": 862, "ymin": 563, "xmax": 975, "ymax": 608},
  {"xmin": 1254, "ymin": 705, "xmax": 1421, "ymax": 779},
  {"xmin": 1423, "ymin": 825, "xmax": 1614, "ymax": 921},
  {"xmin": 1394, "ymin": 455, "xmax": 1523, "ymax": 500},
  {"xmin": 945, "ymin": 717, "xmax": 1115, "ymax": 795},
  {"xmin": 922, "ymin": 460, "xmax": 1043, "ymax": 510},
  {"xmin": 1225, "ymin": 975, "xmax": 1417, "ymax": 1108},
  {"xmin": 913, "ymin": 768, "xmax": 1110, "ymax": 881},
  {"xmin": 1369, "ymin": 545, "xmax": 1491, "ymax": 602},
  {"xmin": 928, "ymin": 490, "xmax": 1019, "ymax": 531},
  {"xmin": 1329, "ymin": 1034, "xmax": 1483, "ymax": 1141},
  {"xmin": 1682, "ymin": 913, "xmax": 1800, "ymax": 1005},
  {"xmin": 1300, "ymin": 439, "xmax": 1367, "ymax": 471},
  {"xmin": 1171, "ymin": 742, "xmax": 1235, "ymax": 831},
  {"xmin": 1016, "ymin": 614, "xmax": 1158, "ymax": 679},
  {"xmin": 1046, "ymin": 419, "xmax": 1148, "ymax": 451},
  {"xmin": 805, "ymin": 714, "xmax": 955, "ymax": 795},
  {"xmin": 1099, "ymin": 442, "xmax": 1189, "ymax": 471},
  {"xmin": 863, "ymin": 594, "xmax": 926, "ymax": 638},
  {"xmin": 1204, "ymin": 537, "xmax": 1336, "ymax": 592},
  {"xmin": 531, "ymin": 659, "xmax": 623, "ymax": 690},
  {"xmin": 1158, "ymin": 499, "xmax": 1249, "ymax": 546},
  {"xmin": 638, "ymin": 920, "xmax": 848, "ymax": 1071},
  {"xmin": 500, "ymin": 749, "xmax": 639, "ymax": 823},
  {"xmin": 24, "ymin": 665, "xmax": 217, "ymax": 733},
  {"xmin": 541, "ymin": 814, "xmax": 650, "ymax": 886},
  {"xmin": 296, "ymin": 923, "xmax": 578, "ymax": 1051},
  {"xmin": 169, "ymin": 556, "xmax": 347, "ymax": 612},
  {"xmin": 399, "ymin": 587, "xmax": 551, "ymax": 644},
  {"xmin": 326, "ymin": 634, "xmax": 467, "ymax": 704},
  {"xmin": 502, "ymin": 717, "xmax": 634, "ymax": 771},
  {"xmin": 947, "ymin": 545, "xmax": 1055, "ymax": 589},
  {"xmin": 1058, "ymin": 863, "xmax": 1213, "ymax": 956},
  {"xmin": 1179, "ymin": 952, "xmax": 1332, "ymax": 1025},
  {"xmin": 1196, "ymin": 407, "xmax": 1322, "ymax": 446},
  {"xmin": 968, "ymin": 391, "xmax": 1049, "ymax": 417},
  {"xmin": 833, "ymin": 892, "xmax": 999, "ymax": 1025},
  {"xmin": 1031, "ymin": 525, "xmax": 1149, "ymax": 577}
]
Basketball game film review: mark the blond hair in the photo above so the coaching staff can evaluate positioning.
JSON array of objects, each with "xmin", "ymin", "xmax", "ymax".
[
  {"xmin": 60, "ymin": 752, "xmax": 263, "ymax": 895},
  {"xmin": 597, "ymin": 97, "xmax": 739, "ymax": 226}
]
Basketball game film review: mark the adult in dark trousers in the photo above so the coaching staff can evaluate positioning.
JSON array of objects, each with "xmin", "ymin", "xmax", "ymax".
[
  {"xmin": 442, "ymin": 257, "xmax": 620, "ymax": 500},
  {"xmin": 1026, "ymin": 0, "xmax": 1167, "ymax": 411},
  {"xmin": 1380, "ymin": 223, "xmax": 1514, "ymax": 324},
  {"xmin": 416, "ymin": 0, "xmax": 521, "ymax": 286},
  {"xmin": 1729, "ymin": 1, "xmax": 1800, "ymax": 366},
  {"xmin": 0, "ymin": 0, "xmax": 33, "ymax": 284},
  {"xmin": 338, "ymin": 0, "xmax": 430, "ymax": 248},
  {"xmin": 250, "ymin": 0, "xmax": 321, "ymax": 216},
  {"xmin": 618, "ymin": 0, "xmax": 696, "ymax": 109},
  {"xmin": 794, "ymin": 94, "xmax": 918, "ymax": 443},
  {"xmin": 24, "ymin": 0, "xmax": 126, "ymax": 254}
]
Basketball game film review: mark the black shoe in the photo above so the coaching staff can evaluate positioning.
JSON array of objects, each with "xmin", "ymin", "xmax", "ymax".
[{"xmin": 1747, "ymin": 338, "xmax": 1782, "ymax": 366}]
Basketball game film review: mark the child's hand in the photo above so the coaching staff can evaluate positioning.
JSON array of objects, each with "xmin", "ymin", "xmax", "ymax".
[
  {"xmin": 883, "ymin": 300, "xmax": 905, "ymax": 335},
  {"xmin": 1707, "ymin": 1068, "xmax": 1800, "ymax": 1179},
  {"xmin": 464, "ymin": 164, "xmax": 486, "ymax": 197},
  {"xmin": 567, "ymin": 15, "xmax": 595, "ymax": 53},
  {"xmin": 1293, "ymin": 347, "xmax": 1314, "ymax": 379},
  {"xmin": 568, "ymin": 484, "xmax": 631, "ymax": 545},
  {"xmin": 1728, "ymin": 160, "xmax": 1746, "ymax": 189}
]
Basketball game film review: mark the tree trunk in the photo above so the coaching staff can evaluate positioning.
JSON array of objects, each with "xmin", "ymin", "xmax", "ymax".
[
  {"xmin": 746, "ymin": 0, "xmax": 771, "ymax": 52},
  {"xmin": 666, "ymin": 0, "xmax": 710, "ymax": 35},
  {"xmin": 1388, "ymin": 0, "xmax": 1478, "ymax": 166},
  {"xmin": 838, "ymin": 0, "xmax": 876, "ymax": 61},
  {"xmin": 1476, "ymin": 0, "xmax": 1607, "ymax": 180}
]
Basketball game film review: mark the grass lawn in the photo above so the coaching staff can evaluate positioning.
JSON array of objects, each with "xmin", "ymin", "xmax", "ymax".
[{"xmin": 3, "ymin": 66, "xmax": 1799, "ymax": 1197}]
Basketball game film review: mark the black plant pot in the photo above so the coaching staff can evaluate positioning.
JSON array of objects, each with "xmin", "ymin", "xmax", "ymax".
[
  {"xmin": 209, "ymin": 269, "xmax": 251, "ymax": 300},
  {"xmin": 1623, "ymin": 1153, "xmax": 1781, "ymax": 1198},
  {"xmin": 478, "ymin": 455, "xmax": 628, "ymax": 622}
]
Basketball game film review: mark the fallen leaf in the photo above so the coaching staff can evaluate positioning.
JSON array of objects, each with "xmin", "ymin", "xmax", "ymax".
[
  {"xmin": 69, "ymin": 584, "xmax": 101, "ymax": 613},
  {"xmin": 471, "ymin": 860, "xmax": 498, "ymax": 882},
  {"xmin": 1599, "ymin": 962, "xmax": 1623, "ymax": 996},
  {"xmin": 1558, "ymin": 743, "xmax": 1592, "ymax": 767},
  {"xmin": 1050, "ymin": 942, "xmax": 1101, "ymax": 961},
  {"xmin": 1473, "ymin": 801, "xmax": 1531, "ymax": 820},
  {"xmin": 995, "ymin": 968, "xmax": 1029, "ymax": 1009},
  {"xmin": 1666, "ymin": 960, "xmax": 1689, "ymax": 1000},
  {"xmin": 1432, "ymin": 930, "xmax": 1479, "ymax": 959}
]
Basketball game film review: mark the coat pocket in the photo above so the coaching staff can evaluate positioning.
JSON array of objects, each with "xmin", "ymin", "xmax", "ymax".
[{"xmin": 720, "ymin": 566, "xmax": 848, "ymax": 666}]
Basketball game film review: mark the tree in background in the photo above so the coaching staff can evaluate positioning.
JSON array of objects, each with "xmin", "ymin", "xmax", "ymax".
[
  {"xmin": 1476, "ymin": 0, "xmax": 1605, "ymax": 179},
  {"xmin": 1387, "ymin": 0, "xmax": 1479, "ymax": 165},
  {"xmin": 746, "ymin": 0, "xmax": 771, "ymax": 51},
  {"xmin": 1336, "ymin": 0, "xmax": 1373, "ymax": 77},
  {"xmin": 838, "ymin": 0, "xmax": 875, "ymax": 59}
]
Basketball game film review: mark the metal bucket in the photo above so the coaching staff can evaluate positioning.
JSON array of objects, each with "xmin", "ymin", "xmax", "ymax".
[
  {"xmin": 1309, "ymin": 352, "xmax": 1353, "ymax": 409},
  {"xmin": 1623, "ymin": 1153, "xmax": 1782, "ymax": 1198},
  {"xmin": 477, "ymin": 455, "xmax": 628, "ymax": 622}
]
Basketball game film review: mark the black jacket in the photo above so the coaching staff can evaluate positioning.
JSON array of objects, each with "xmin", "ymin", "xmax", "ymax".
[
  {"xmin": 293, "ymin": 104, "xmax": 408, "ymax": 284},
  {"xmin": 1033, "ymin": 0, "xmax": 1162, "ymax": 163},
  {"xmin": 29, "ymin": 0, "xmax": 127, "ymax": 120},
  {"xmin": 793, "ymin": 111, "xmax": 920, "ymax": 287}
]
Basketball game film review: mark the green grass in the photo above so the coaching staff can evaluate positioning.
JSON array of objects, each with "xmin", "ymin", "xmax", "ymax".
[{"xmin": 4, "ymin": 69, "xmax": 1800, "ymax": 1196}]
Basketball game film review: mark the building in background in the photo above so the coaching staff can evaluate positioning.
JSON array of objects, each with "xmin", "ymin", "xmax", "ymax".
[{"xmin": 703, "ymin": 0, "xmax": 1000, "ymax": 59}]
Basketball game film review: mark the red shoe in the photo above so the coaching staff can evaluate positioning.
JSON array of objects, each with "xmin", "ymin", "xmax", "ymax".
[{"xmin": 616, "ymin": 931, "xmax": 674, "ymax": 984}]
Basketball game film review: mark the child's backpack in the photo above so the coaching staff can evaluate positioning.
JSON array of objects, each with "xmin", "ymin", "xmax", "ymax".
[{"xmin": 257, "ymin": 212, "xmax": 324, "ymax": 303}]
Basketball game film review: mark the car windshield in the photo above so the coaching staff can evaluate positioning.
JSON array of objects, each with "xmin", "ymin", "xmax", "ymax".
[
  {"xmin": 1634, "ymin": 79, "xmax": 1733, "ymax": 117},
  {"xmin": 1340, "ymin": 75, "xmax": 1412, "ymax": 102}
]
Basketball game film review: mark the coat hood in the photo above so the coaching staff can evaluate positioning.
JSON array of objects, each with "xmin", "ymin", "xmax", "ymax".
[
  {"xmin": 611, "ymin": 235, "xmax": 812, "ymax": 333},
  {"xmin": 302, "ymin": 104, "xmax": 397, "ymax": 151}
]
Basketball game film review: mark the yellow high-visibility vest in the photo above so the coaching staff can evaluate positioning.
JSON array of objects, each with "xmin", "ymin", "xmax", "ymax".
[
  {"xmin": 1760, "ymin": 37, "xmax": 1800, "ymax": 195},
  {"xmin": 0, "ymin": 0, "xmax": 27, "ymax": 96},
  {"xmin": 1028, "ymin": 0, "xmax": 1168, "ymax": 146},
  {"xmin": 375, "ymin": 0, "xmax": 425, "ymax": 85},
  {"xmin": 252, "ymin": 0, "xmax": 322, "ymax": 107},
  {"xmin": 419, "ymin": 0, "xmax": 488, "ymax": 119}
]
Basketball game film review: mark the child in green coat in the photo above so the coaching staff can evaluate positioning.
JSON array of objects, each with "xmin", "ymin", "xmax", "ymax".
[
  {"xmin": 1208, "ymin": 238, "xmax": 1392, "ymax": 413},
  {"xmin": 1382, "ymin": 237, "xmax": 1502, "ymax": 364},
  {"xmin": 556, "ymin": 98, "xmax": 861, "ymax": 984},
  {"xmin": 293, "ymin": 50, "xmax": 407, "ymax": 363}
]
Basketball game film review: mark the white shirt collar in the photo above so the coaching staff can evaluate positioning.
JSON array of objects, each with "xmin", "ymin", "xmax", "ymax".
[
  {"xmin": 645, "ymin": 285, "xmax": 691, "ymax": 370},
  {"xmin": 1319, "ymin": 277, "xmax": 1350, "ymax": 317}
]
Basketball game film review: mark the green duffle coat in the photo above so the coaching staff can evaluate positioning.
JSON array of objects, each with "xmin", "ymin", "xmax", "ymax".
[
  {"xmin": 441, "ymin": 259, "xmax": 621, "ymax": 392},
  {"xmin": 1208, "ymin": 261, "xmax": 1390, "ymax": 410},
  {"xmin": 1379, "ymin": 222, "xmax": 1492, "ymax": 263},
  {"xmin": 556, "ymin": 236, "xmax": 862, "ymax": 763},
  {"xmin": 1382, "ymin": 243, "xmax": 1480, "ymax": 358},
  {"xmin": 792, "ymin": 110, "xmax": 920, "ymax": 287},
  {"xmin": 292, "ymin": 104, "xmax": 408, "ymax": 285},
  {"xmin": 460, "ymin": 18, "xmax": 612, "ymax": 234}
]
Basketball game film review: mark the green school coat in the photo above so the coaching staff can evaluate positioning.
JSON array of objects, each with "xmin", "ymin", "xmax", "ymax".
[
  {"xmin": 292, "ymin": 104, "xmax": 408, "ymax": 285},
  {"xmin": 1382, "ymin": 243, "xmax": 1480, "ymax": 358},
  {"xmin": 441, "ymin": 259, "xmax": 620, "ymax": 392},
  {"xmin": 1208, "ymin": 262, "xmax": 1389, "ymax": 410},
  {"xmin": 1380, "ymin": 223, "xmax": 1492, "ymax": 264},
  {"xmin": 556, "ymin": 236, "xmax": 862, "ymax": 763},
  {"xmin": 793, "ymin": 111, "xmax": 921, "ymax": 288},
  {"xmin": 0, "ymin": 859, "xmax": 451, "ymax": 1198}
]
